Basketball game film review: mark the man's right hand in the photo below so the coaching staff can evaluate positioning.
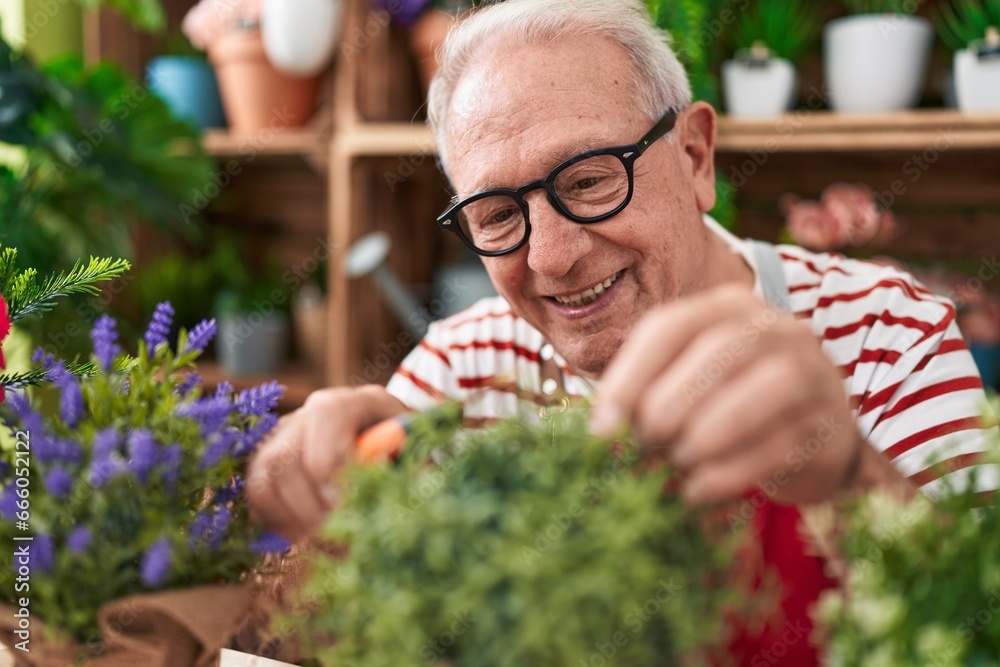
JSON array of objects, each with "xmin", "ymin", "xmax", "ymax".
[{"xmin": 247, "ymin": 385, "xmax": 408, "ymax": 543}]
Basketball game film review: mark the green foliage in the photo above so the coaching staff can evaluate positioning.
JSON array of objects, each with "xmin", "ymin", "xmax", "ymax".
[
  {"xmin": 843, "ymin": 0, "xmax": 919, "ymax": 16},
  {"xmin": 0, "ymin": 317, "xmax": 286, "ymax": 646},
  {"xmin": 819, "ymin": 408, "xmax": 1000, "ymax": 666},
  {"xmin": 295, "ymin": 405, "xmax": 743, "ymax": 667},
  {"xmin": 937, "ymin": 0, "xmax": 1000, "ymax": 51},
  {"xmin": 0, "ymin": 245, "xmax": 130, "ymax": 323},
  {"xmin": 728, "ymin": 0, "xmax": 822, "ymax": 63},
  {"xmin": 0, "ymin": 33, "xmax": 215, "ymax": 276},
  {"xmin": 73, "ymin": 0, "xmax": 166, "ymax": 32},
  {"xmin": 645, "ymin": 0, "xmax": 737, "ymax": 230}
]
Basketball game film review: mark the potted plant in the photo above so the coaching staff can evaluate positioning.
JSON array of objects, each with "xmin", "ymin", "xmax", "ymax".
[
  {"xmin": 721, "ymin": 0, "xmax": 820, "ymax": 117},
  {"xmin": 938, "ymin": 0, "xmax": 1000, "ymax": 112},
  {"xmin": 824, "ymin": 0, "xmax": 934, "ymax": 113},
  {"xmin": 182, "ymin": 0, "xmax": 323, "ymax": 133},
  {"xmin": 261, "ymin": 0, "xmax": 344, "ymax": 77},
  {"xmin": 146, "ymin": 32, "xmax": 227, "ymax": 130},
  {"xmin": 212, "ymin": 246, "xmax": 290, "ymax": 376},
  {"xmin": 0, "ymin": 250, "xmax": 289, "ymax": 665},
  {"xmin": 289, "ymin": 406, "xmax": 753, "ymax": 666}
]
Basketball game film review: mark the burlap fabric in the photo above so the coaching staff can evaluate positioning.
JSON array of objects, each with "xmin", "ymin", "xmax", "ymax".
[{"xmin": 0, "ymin": 583, "xmax": 252, "ymax": 667}]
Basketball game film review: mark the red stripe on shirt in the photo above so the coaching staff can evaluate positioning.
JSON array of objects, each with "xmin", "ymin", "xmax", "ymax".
[
  {"xmin": 883, "ymin": 416, "xmax": 984, "ymax": 460},
  {"xmin": 419, "ymin": 340, "xmax": 451, "ymax": 367},
  {"xmin": 813, "ymin": 278, "xmax": 934, "ymax": 311},
  {"xmin": 822, "ymin": 311, "xmax": 940, "ymax": 342},
  {"xmin": 778, "ymin": 252, "xmax": 852, "ymax": 278},
  {"xmin": 395, "ymin": 367, "xmax": 447, "ymax": 401},
  {"xmin": 450, "ymin": 339, "xmax": 540, "ymax": 362},
  {"xmin": 447, "ymin": 309, "xmax": 520, "ymax": 329},
  {"xmin": 874, "ymin": 376, "xmax": 984, "ymax": 427},
  {"xmin": 908, "ymin": 451, "xmax": 986, "ymax": 487},
  {"xmin": 839, "ymin": 348, "xmax": 905, "ymax": 378}
]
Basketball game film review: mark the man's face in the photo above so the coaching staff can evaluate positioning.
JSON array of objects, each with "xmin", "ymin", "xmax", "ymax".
[{"xmin": 444, "ymin": 33, "xmax": 716, "ymax": 376}]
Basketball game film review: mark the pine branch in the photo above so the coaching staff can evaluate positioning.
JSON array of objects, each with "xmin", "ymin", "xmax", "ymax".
[
  {"xmin": 3, "ymin": 255, "xmax": 131, "ymax": 323},
  {"xmin": 0, "ymin": 359, "xmax": 100, "ymax": 391}
]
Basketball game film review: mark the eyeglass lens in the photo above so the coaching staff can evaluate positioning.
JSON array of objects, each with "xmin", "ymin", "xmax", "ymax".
[{"xmin": 456, "ymin": 153, "xmax": 630, "ymax": 253}]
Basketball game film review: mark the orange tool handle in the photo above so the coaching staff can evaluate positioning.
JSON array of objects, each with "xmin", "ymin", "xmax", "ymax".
[{"xmin": 354, "ymin": 415, "xmax": 412, "ymax": 464}]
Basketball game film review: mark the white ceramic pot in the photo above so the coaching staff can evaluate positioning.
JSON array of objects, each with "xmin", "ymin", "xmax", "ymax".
[
  {"xmin": 954, "ymin": 48, "xmax": 1000, "ymax": 112},
  {"xmin": 722, "ymin": 57, "xmax": 797, "ymax": 118},
  {"xmin": 824, "ymin": 14, "xmax": 933, "ymax": 113},
  {"xmin": 262, "ymin": 0, "xmax": 343, "ymax": 77}
]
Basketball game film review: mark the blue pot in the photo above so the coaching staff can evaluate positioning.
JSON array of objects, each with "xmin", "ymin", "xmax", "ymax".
[
  {"xmin": 970, "ymin": 342, "xmax": 1000, "ymax": 391},
  {"xmin": 146, "ymin": 56, "xmax": 226, "ymax": 130}
]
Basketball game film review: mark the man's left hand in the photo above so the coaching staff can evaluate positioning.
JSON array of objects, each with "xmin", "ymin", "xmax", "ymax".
[{"xmin": 591, "ymin": 284, "xmax": 869, "ymax": 505}]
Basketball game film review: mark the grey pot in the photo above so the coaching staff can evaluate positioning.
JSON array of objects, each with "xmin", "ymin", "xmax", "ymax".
[{"xmin": 216, "ymin": 312, "xmax": 289, "ymax": 375}]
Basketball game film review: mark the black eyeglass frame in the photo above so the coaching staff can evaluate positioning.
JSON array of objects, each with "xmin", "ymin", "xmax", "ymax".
[{"xmin": 436, "ymin": 107, "xmax": 680, "ymax": 257}]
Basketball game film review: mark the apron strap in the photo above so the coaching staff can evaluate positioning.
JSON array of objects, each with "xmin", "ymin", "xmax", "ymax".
[{"xmin": 749, "ymin": 240, "xmax": 792, "ymax": 313}]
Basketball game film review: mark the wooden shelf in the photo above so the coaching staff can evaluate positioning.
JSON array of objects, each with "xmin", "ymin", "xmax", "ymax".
[
  {"xmin": 203, "ymin": 127, "xmax": 330, "ymax": 160},
  {"xmin": 197, "ymin": 362, "xmax": 322, "ymax": 411},
  {"xmin": 715, "ymin": 109, "xmax": 1000, "ymax": 152},
  {"xmin": 335, "ymin": 122, "xmax": 436, "ymax": 157},
  {"xmin": 331, "ymin": 110, "xmax": 1000, "ymax": 160}
]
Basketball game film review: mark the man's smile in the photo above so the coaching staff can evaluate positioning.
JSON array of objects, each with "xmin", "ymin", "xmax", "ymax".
[{"xmin": 543, "ymin": 269, "xmax": 626, "ymax": 316}]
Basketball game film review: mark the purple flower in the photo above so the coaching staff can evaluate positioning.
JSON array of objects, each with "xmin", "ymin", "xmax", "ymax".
[
  {"xmin": 235, "ymin": 413, "xmax": 279, "ymax": 458},
  {"xmin": 144, "ymin": 302, "xmax": 175, "ymax": 352},
  {"xmin": 55, "ymin": 437, "xmax": 84, "ymax": 466},
  {"xmin": 29, "ymin": 534, "xmax": 54, "ymax": 574},
  {"xmin": 189, "ymin": 505, "xmax": 230, "ymax": 552},
  {"xmin": 185, "ymin": 319, "xmax": 217, "ymax": 354},
  {"xmin": 88, "ymin": 428, "xmax": 124, "ymax": 488},
  {"xmin": 127, "ymin": 430, "xmax": 158, "ymax": 483},
  {"xmin": 200, "ymin": 428, "xmax": 239, "ymax": 469},
  {"xmin": 176, "ymin": 372, "xmax": 202, "ymax": 397},
  {"xmin": 236, "ymin": 382, "xmax": 284, "ymax": 417},
  {"xmin": 250, "ymin": 531, "xmax": 291, "ymax": 557},
  {"xmin": 159, "ymin": 444, "xmax": 183, "ymax": 490},
  {"xmin": 178, "ymin": 395, "xmax": 234, "ymax": 437},
  {"xmin": 54, "ymin": 373, "xmax": 84, "ymax": 428},
  {"xmin": 214, "ymin": 476, "xmax": 245, "ymax": 505},
  {"xmin": 4, "ymin": 391, "xmax": 45, "ymax": 438},
  {"xmin": 374, "ymin": 0, "xmax": 431, "ymax": 27},
  {"xmin": 216, "ymin": 382, "xmax": 234, "ymax": 399},
  {"xmin": 0, "ymin": 486, "xmax": 19, "ymax": 519},
  {"xmin": 90, "ymin": 314, "xmax": 122, "ymax": 372},
  {"xmin": 31, "ymin": 349, "xmax": 62, "ymax": 378},
  {"xmin": 141, "ymin": 538, "xmax": 172, "ymax": 587},
  {"xmin": 43, "ymin": 467, "xmax": 73, "ymax": 498},
  {"xmin": 66, "ymin": 526, "xmax": 92, "ymax": 553}
]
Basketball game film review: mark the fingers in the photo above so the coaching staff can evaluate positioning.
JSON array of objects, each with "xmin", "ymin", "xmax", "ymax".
[
  {"xmin": 247, "ymin": 385, "xmax": 408, "ymax": 543},
  {"xmin": 299, "ymin": 385, "xmax": 407, "ymax": 497},
  {"xmin": 592, "ymin": 284, "xmax": 764, "ymax": 436},
  {"xmin": 592, "ymin": 283, "xmax": 861, "ymax": 506},
  {"xmin": 672, "ymin": 353, "xmax": 807, "ymax": 471}
]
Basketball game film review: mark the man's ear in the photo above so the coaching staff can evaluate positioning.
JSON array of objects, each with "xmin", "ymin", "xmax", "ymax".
[{"xmin": 677, "ymin": 102, "xmax": 718, "ymax": 213}]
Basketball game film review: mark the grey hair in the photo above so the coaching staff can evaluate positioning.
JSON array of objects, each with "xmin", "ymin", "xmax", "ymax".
[{"xmin": 426, "ymin": 0, "xmax": 692, "ymax": 178}]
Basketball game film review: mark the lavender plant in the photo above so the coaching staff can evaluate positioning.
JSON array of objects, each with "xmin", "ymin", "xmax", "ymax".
[{"xmin": 0, "ymin": 302, "xmax": 289, "ymax": 645}]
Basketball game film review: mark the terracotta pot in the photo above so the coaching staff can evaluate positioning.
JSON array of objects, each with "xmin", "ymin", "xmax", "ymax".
[{"xmin": 208, "ymin": 26, "xmax": 320, "ymax": 133}]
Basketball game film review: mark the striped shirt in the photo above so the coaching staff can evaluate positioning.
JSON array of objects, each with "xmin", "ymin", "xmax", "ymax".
[{"xmin": 387, "ymin": 217, "xmax": 998, "ymax": 495}]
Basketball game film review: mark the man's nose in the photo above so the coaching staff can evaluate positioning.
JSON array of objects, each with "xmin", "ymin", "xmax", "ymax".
[{"xmin": 524, "ymin": 191, "xmax": 594, "ymax": 278}]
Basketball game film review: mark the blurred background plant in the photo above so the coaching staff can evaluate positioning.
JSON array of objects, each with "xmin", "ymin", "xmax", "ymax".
[
  {"xmin": 937, "ymin": 0, "xmax": 1000, "ymax": 50},
  {"xmin": 727, "ymin": 0, "xmax": 822, "ymax": 63},
  {"xmin": 0, "ymin": 18, "xmax": 216, "ymax": 357},
  {"xmin": 645, "ymin": 0, "xmax": 736, "ymax": 229},
  {"xmin": 842, "ymin": 0, "xmax": 919, "ymax": 15}
]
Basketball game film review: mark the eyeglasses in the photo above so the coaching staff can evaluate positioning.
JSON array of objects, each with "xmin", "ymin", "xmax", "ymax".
[{"xmin": 437, "ymin": 108, "xmax": 679, "ymax": 257}]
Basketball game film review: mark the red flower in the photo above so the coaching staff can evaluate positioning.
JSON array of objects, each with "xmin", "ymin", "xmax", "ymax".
[{"xmin": 0, "ymin": 296, "xmax": 9, "ymax": 404}]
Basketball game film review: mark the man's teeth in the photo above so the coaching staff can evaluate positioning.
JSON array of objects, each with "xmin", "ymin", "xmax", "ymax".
[{"xmin": 554, "ymin": 272, "xmax": 621, "ymax": 307}]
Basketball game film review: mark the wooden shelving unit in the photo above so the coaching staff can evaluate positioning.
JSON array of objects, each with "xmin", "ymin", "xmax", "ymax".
[{"xmin": 87, "ymin": 0, "xmax": 1000, "ymax": 397}]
